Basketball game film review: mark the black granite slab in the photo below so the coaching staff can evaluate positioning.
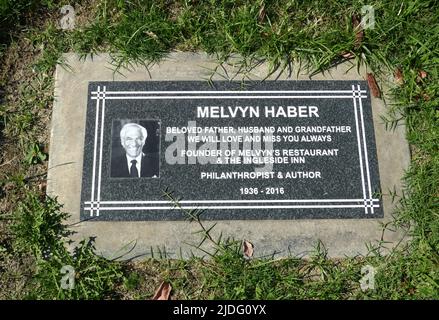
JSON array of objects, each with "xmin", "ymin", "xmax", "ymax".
[{"xmin": 79, "ymin": 80, "xmax": 383, "ymax": 221}]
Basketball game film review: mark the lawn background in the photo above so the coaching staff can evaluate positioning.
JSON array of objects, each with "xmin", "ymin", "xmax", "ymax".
[{"xmin": 0, "ymin": 0, "xmax": 437, "ymax": 299}]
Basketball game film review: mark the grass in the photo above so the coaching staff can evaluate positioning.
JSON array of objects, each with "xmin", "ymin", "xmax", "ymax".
[{"xmin": 0, "ymin": 0, "xmax": 438, "ymax": 299}]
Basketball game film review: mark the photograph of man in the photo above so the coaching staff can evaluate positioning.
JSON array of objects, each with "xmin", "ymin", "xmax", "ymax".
[{"xmin": 111, "ymin": 122, "xmax": 159, "ymax": 178}]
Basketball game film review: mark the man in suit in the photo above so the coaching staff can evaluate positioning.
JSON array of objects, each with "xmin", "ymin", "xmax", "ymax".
[{"xmin": 111, "ymin": 123, "xmax": 159, "ymax": 178}]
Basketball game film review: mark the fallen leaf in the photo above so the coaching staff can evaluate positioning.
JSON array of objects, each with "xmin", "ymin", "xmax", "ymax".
[
  {"xmin": 418, "ymin": 70, "xmax": 427, "ymax": 79},
  {"xmin": 416, "ymin": 70, "xmax": 428, "ymax": 83},
  {"xmin": 258, "ymin": 4, "xmax": 266, "ymax": 23},
  {"xmin": 145, "ymin": 31, "xmax": 158, "ymax": 39},
  {"xmin": 152, "ymin": 281, "xmax": 172, "ymax": 300},
  {"xmin": 38, "ymin": 180, "xmax": 47, "ymax": 194},
  {"xmin": 3, "ymin": 182, "xmax": 14, "ymax": 192},
  {"xmin": 352, "ymin": 14, "xmax": 364, "ymax": 49},
  {"xmin": 367, "ymin": 73, "xmax": 381, "ymax": 98},
  {"xmin": 355, "ymin": 30, "xmax": 364, "ymax": 49},
  {"xmin": 422, "ymin": 93, "xmax": 430, "ymax": 101},
  {"xmin": 42, "ymin": 145, "xmax": 49, "ymax": 157},
  {"xmin": 341, "ymin": 51, "xmax": 355, "ymax": 59},
  {"xmin": 352, "ymin": 14, "xmax": 361, "ymax": 28},
  {"xmin": 394, "ymin": 68, "xmax": 404, "ymax": 85},
  {"xmin": 243, "ymin": 240, "xmax": 254, "ymax": 258}
]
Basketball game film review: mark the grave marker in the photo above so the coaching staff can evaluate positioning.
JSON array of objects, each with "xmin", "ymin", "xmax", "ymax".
[{"xmin": 80, "ymin": 80, "xmax": 382, "ymax": 221}]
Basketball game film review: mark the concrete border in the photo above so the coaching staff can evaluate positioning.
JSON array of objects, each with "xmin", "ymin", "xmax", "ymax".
[{"xmin": 47, "ymin": 52, "xmax": 410, "ymax": 259}]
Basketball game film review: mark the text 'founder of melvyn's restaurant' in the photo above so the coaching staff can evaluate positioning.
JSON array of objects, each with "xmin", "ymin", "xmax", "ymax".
[{"xmin": 196, "ymin": 105, "xmax": 320, "ymax": 118}]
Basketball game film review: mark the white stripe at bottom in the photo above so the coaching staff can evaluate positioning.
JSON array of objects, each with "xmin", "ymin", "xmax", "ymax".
[{"xmin": 84, "ymin": 204, "xmax": 380, "ymax": 211}]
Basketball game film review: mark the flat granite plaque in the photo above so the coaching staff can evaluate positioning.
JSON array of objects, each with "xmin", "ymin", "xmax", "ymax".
[{"xmin": 80, "ymin": 80, "xmax": 382, "ymax": 221}]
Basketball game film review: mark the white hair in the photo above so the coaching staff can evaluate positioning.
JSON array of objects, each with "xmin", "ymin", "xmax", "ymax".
[{"xmin": 120, "ymin": 123, "xmax": 147, "ymax": 143}]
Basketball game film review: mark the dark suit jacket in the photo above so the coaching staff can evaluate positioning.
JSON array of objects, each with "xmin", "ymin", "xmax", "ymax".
[{"xmin": 111, "ymin": 152, "xmax": 159, "ymax": 178}]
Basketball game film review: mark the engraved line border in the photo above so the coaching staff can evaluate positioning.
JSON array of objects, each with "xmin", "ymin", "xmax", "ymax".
[
  {"xmin": 89, "ymin": 85, "xmax": 100, "ymax": 217},
  {"xmin": 92, "ymin": 95, "xmax": 367, "ymax": 100},
  {"xmin": 352, "ymin": 85, "xmax": 368, "ymax": 214},
  {"xmin": 84, "ymin": 204, "xmax": 381, "ymax": 211},
  {"xmin": 357, "ymin": 84, "xmax": 374, "ymax": 214},
  {"xmin": 86, "ymin": 87, "xmax": 377, "ymax": 215},
  {"xmin": 85, "ymin": 199, "xmax": 380, "ymax": 204},
  {"xmin": 91, "ymin": 90, "xmax": 367, "ymax": 95}
]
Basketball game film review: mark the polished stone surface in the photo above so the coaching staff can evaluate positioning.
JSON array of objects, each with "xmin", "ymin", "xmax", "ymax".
[{"xmin": 80, "ymin": 80, "xmax": 382, "ymax": 221}]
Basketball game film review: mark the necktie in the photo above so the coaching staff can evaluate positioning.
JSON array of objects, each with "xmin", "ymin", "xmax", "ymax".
[{"xmin": 130, "ymin": 160, "xmax": 139, "ymax": 177}]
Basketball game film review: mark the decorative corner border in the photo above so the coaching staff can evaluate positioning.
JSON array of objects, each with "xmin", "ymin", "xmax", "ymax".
[{"xmin": 84, "ymin": 84, "xmax": 379, "ymax": 217}]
